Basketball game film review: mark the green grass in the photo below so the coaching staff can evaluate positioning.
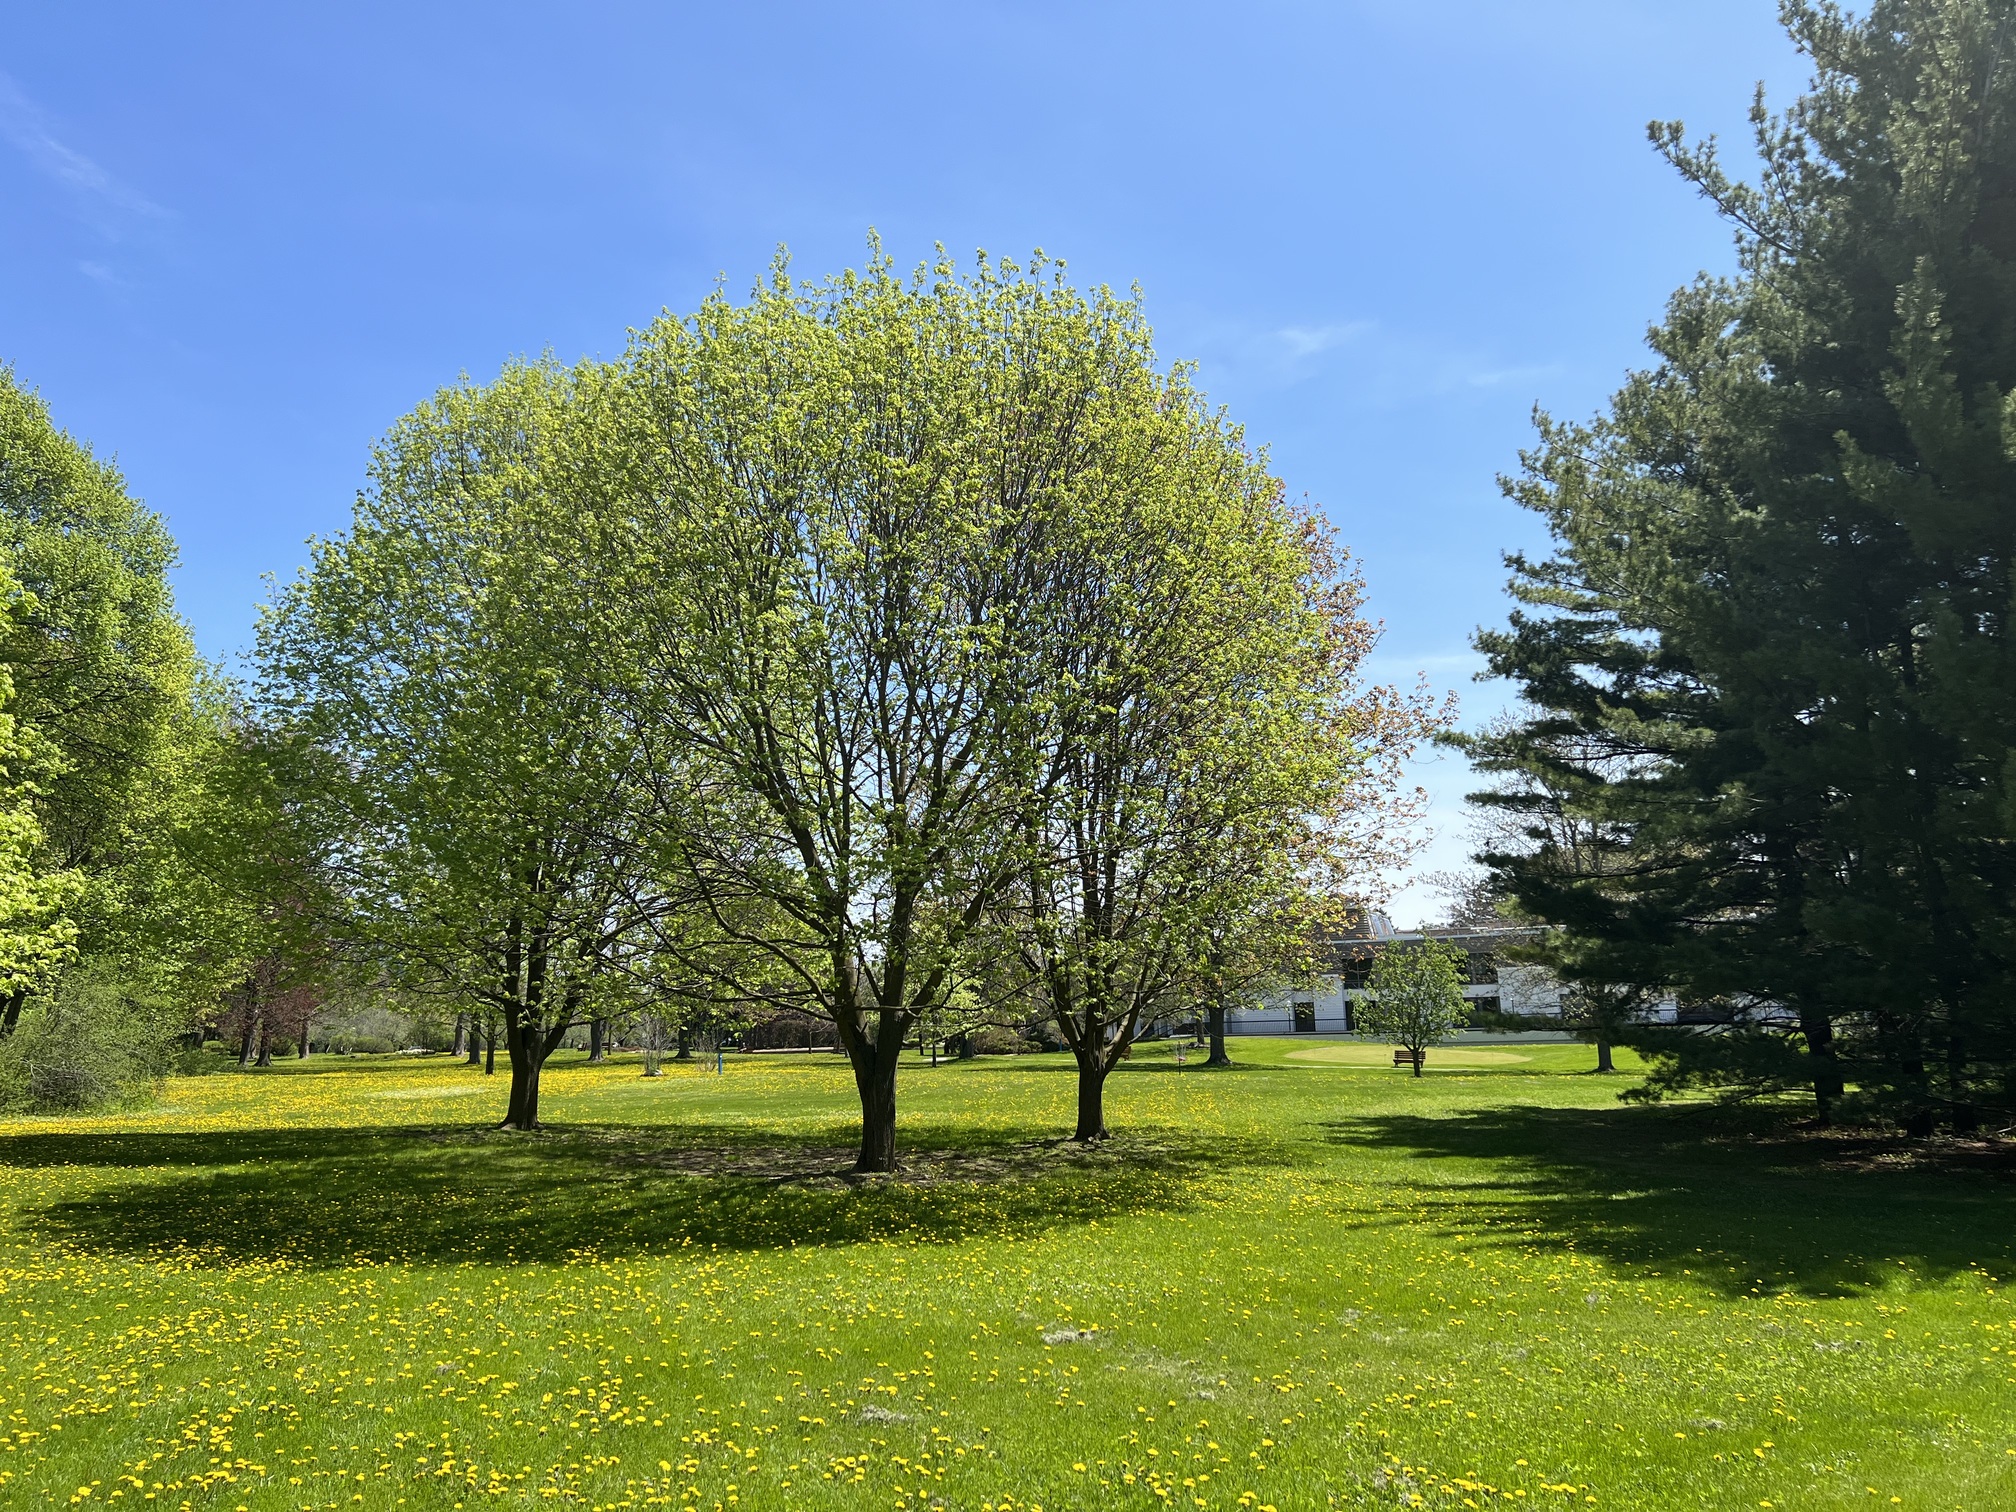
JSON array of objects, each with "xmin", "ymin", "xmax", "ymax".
[{"xmin": 2, "ymin": 1039, "xmax": 2012, "ymax": 1511}]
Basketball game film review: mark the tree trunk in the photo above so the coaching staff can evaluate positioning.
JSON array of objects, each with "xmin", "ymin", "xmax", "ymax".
[
  {"xmin": 239, "ymin": 1009, "xmax": 260, "ymax": 1068},
  {"xmin": 850, "ymin": 1040, "xmax": 900, "ymax": 1173},
  {"xmin": 0, "ymin": 990, "xmax": 25, "ymax": 1037},
  {"xmin": 1946, "ymin": 1031, "xmax": 1978, "ymax": 1134},
  {"xmin": 840, "ymin": 1009, "xmax": 908, "ymax": 1174},
  {"xmin": 1073, "ymin": 1048, "xmax": 1110, "ymax": 1141},
  {"xmin": 1205, "ymin": 1000, "xmax": 1230, "ymax": 1067},
  {"xmin": 1900, "ymin": 1040, "xmax": 1933, "ymax": 1135},
  {"xmin": 255, "ymin": 1022, "xmax": 273, "ymax": 1068},
  {"xmin": 297, "ymin": 1031, "xmax": 309, "ymax": 1059},
  {"xmin": 500, "ymin": 1007, "xmax": 556, "ymax": 1130},
  {"xmin": 484, "ymin": 1024, "xmax": 496, "ymax": 1076},
  {"xmin": 1411, "ymin": 1050, "xmax": 1424, "ymax": 1078},
  {"xmin": 1800, "ymin": 1006, "xmax": 1844, "ymax": 1122},
  {"xmin": 1595, "ymin": 1036, "xmax": 1614, "ymax": 1074},
  {"xmin": 503, "ymin": 1052, "xmax": 543, "ymax": 1130},
  {"xmin": 587, "ymin": 1016, "xmax": 606, "ymax": 1063},
  {"xmin": 451, "ymin": 1014, "xmax": 467, "ymax": 1058},
  {"xmin": 674, "ymin": 1025, "xmax": 693, "ymax": 1062}
]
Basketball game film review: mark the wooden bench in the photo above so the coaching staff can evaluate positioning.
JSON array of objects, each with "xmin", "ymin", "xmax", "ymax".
[{"xmin": 1392, "ymin": 1049, "xmax": 1423, "ymax": 1067}]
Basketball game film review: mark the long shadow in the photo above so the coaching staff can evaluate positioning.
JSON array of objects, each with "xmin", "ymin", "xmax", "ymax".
[
  {"xmin": 7, "ymin": 1120, "xmax": 1291, "ymax": 1268},
  {"xmin": 1326, "ymin": 1102, "xmax": 2016, "ymax": 1298}
]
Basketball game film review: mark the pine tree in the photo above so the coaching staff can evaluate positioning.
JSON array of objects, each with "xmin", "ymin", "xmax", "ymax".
[{"xmin": 1474, "ymin": 0, "xmax": 2016, "ymax": 1130}]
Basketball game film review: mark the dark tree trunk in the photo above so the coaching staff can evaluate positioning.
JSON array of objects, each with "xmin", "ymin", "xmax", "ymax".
[
  {"xmin": 1073, "ymin": 1048, "xmax": 1110, "ymax": 1141},
  {"xmin": 1946, "ymin": 1032, "xmax": 1979, "ymax": 1134},
  {"xmin": 239, "ymin": 1010, "xmax": 260, "ymax": 1068},
  {"xmin": 501, "ymin": 1009, "xmax": 557, "ymax": 1129},
  {"xmin": 297, "ymin": 1029, "xmax": 309, "ymax": 1059},
  {"xmin": 503, "ymin": 1053, "xmax": 542, "ymax": 1129},
  {"xmin": 1900, "ymin": 1041, "xmax": 1933, "ymax": 1135},
  {"xmin": 587, "ymin": 1017, "xmax": 606, "ymax": 1063},
  {"xmin": 1800, "ymin": 1006, "xmax": 1844, "ymax": 1122},
  {"xmin": 1205, "ymin": 1000, "xmax": 1230, "ymax": 1067},
  {"xmin": 1595, "ymin": 1036, "xmax": 1614, "ymax": 1074},
  {"xmin": 0, "ymin": 990, "xmax": 25, "ymax": 1037},
  {"xmin": 840, "ymin": 1008, "xmax": 908, "ymax": 1174},
  {"xmin": 674, "ymin": 1026, "xmax": 694, "ymax": 1062},
  {"xmin": 484, "ymin": 1024, "xmax": 496, "ymax": 1076},
  {"xmin": 255, "ymin": 1023, "xmax": 273, "ymax": 1068},
  {"xmin": 451, "ymin": 1014, "xmax": 468, "ymax": 1058},
  {"xmin": 851, "ymin": 1041, "xmax": 900, "ymax": 1173},
  {"xmin": 467, "ymin": 1020, "xmax": 483, "ymax": 1067},
  {"xmin": 1411, "ymin": 1049, "xmax": 1424, "ymax": 1078}
]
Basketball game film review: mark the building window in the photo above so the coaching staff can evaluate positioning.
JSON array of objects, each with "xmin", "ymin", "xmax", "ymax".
[
  {"xmin": 1339, "ymin": 959, "xmax": 1373, "ymax": 990},
  {"xmin": 1466, "ymin": 952, "xmax": 1499, "ymax": 986},
  {"xmin": 1292, "ymin": 1001, "xmax": 1316, "ymax": 1033}
]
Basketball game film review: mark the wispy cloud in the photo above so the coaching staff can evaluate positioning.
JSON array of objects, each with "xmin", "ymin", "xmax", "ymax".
[
  {"xmin": 1460, "ymin": 361, "xmax": 1564, "ymax": 390},
  {"xmin": 0, "ymin": 72, "xmax": 165, "ymax": 228},
  {"xmin": 1177, "ymin": 312, "xmax": 1561, "ymax": 405},
  {"xmin": 1275, "ymin": 321, "xmax": 1370, "ymax": 360}
]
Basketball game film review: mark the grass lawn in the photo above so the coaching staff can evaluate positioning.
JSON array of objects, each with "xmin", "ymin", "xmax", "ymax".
[{"xmin": 2, "ymin": 1038, "xmax": 2012, "ymax": 1511}]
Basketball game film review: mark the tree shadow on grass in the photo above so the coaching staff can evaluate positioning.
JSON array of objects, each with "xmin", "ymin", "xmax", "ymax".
[
  {"xmin": 1325, "ymin": 1102, "xmax": 2016, "ymax": 1299},
  {"xmin": 8, "ymin": 1121, "xmax": 1292, "ymax": 1268}
]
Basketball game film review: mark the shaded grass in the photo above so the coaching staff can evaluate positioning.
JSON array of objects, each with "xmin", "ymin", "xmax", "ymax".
[
  {"xmin": 1325, "ymin": 1100, "xmax": 2016, "ymax": 1298},
  {"xmin": 18, "ymin": 1121, "xmax": 1288, "ymax": 1264}
]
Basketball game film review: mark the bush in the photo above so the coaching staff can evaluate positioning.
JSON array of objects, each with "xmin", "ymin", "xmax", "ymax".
[
  {"xmin": 966, "ymin": 1026, "xmax": 1035, "ymax": 1056},
  {"xmin": 409, "ymin": 1017, "xmax": 454, "ymax": 1053},
  {"xmin": 1466, "ymin": 1003, "xmax": 1550, "ymax": 1033},
  {"xmin": 0, "ymin": 968, "xmax": 177, "ymax": 1114},
  {"xmin": 313, "ymin": 1004, "xmax": 421, "ymax": 1056}
]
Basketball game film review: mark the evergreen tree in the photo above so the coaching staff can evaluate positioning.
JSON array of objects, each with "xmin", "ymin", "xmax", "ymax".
[{"xmin": 1471, "ymin": 0, "xmax": 2016, "ymax": 1130}]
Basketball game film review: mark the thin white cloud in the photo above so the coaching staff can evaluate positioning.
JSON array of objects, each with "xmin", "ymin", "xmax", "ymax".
[
  {"xmin": 0, "ymin": 72, "xmax": 165, "ymax": 225},
  {"xmin": 1276, "ymin": 321, "xmax": 1370, "ymax": 359},
  {"xmin": 1461, "ymin": 361, "xmax": 1564, "ymax": 390},
  {"xmin": 1178, "ymin": 312, "xmax": 1562, "ymax": 405}
]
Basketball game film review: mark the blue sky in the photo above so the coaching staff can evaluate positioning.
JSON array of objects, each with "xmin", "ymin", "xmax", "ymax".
[{"xmin": 2, "ymin": 1, "xmax": 1803, "ymax": 921}]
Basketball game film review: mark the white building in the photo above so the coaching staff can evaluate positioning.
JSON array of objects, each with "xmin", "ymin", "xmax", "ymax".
[{"xmin": 1221, "ymin": 922, "xmax": 1676, "ymax": 1036}]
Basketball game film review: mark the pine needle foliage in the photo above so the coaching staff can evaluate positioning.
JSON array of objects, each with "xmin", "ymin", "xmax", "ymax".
[{"xmin": 1469, "ymin": 1, "xmax": 2016, "ymax": 1130}]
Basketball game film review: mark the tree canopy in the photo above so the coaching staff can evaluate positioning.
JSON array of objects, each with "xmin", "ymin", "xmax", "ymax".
[{"xmin": 1469, "ymin": 0, "xmax": 2016, "ymax": 1130}]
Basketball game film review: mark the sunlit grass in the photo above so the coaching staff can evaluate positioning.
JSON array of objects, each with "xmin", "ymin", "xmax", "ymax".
[{"xmin": 0, "ymin": 1038, "xmax": 2011, "ymax": 1509}]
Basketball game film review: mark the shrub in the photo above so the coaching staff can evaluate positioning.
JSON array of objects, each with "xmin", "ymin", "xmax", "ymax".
[
  {"xmin": 0, "ymin": 967, "xmax": 177, "ymax": 1114},
  {"xmin": 172, "ymin": 1046, "xmax": 230, "ymax": 1077},
  {"xmin": 966, "ymin": 1026, "xmax": 1034, "ymax": 1056},
  {"xmin": 1466, "ymin": 1003, "xmax": 1549, "ymax": 1033}
]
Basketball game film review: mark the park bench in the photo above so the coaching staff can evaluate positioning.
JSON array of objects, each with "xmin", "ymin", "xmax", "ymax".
[{"xmin": 1392, "ymin": 1049, "xmax": 1423, "ymax": 1068}]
